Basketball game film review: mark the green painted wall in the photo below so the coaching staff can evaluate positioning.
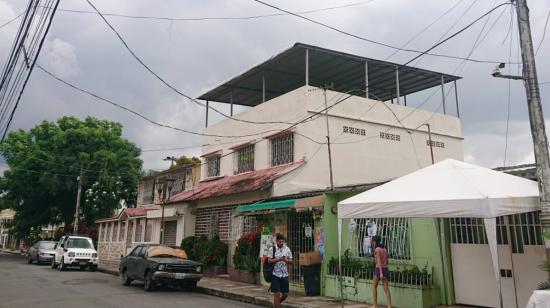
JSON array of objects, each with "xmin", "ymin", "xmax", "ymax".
[{"xmin": 321, "ymin": 192, "xmax": 455, "ymax": 306}]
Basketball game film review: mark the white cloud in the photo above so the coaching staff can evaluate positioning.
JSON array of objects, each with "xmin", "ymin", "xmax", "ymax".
[{"xmin": 42, "ymin": 38, "xmax": 80, "ymax": 78}]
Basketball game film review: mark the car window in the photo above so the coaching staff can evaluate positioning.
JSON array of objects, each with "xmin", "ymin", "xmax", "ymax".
[
  {"xmin": 137, "ymin": 246, "xmax": 146, "ymax": 258},
  {"xmin": 39, "ymin": 242, "xmax": 56, "ymax": 249},
  {"xmin": 65, "ymin": 238, "xmax": 93, "ymax": 249},
  {"xmin": 58, "ymin": 237, "xmax": 65, "ymax": 247},
  {"xmin": 129, "ymin": 246, "xmax": 141, "ymax": 257}
]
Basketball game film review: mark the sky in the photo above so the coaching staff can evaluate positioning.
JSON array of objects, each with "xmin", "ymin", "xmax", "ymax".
[{"xmin": 0, "ymin": 0, "xmax": 549, "ymax": 172}]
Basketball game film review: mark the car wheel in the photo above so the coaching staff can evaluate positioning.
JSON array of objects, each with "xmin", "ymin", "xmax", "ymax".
[
  {"xmin": 27, "ymin": 255, "xmax": 33, "ymax": 264},
  {"xmin": 120, "ymin": 269, "xmax": 132, "ymax": 286},
  {"xmin": 183, "ymin": 281, "xmax": 197, "ymax": 291},
  {"xmin": 51, "ymin": 259, "xmax": 58, "ymax": 269},
  {"xmin": 59, "ymin": 257, "xmax": 66, "ymax": 271},
  {"xmin": 89, "ymin": 265, "xmax": 97, "ymax": 272},
  {"xmin": 143, "ymin": 271, "xmax": 155, "ymax": 292}
]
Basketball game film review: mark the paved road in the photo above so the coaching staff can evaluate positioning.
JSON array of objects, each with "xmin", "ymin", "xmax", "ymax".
[{"xmin": 0, "ymin": 252, "xmax": 259, "ymax": 308}]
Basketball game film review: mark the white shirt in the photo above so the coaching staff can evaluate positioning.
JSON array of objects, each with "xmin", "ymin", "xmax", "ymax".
[{"xmin": 268, "ymin": 244, "xmax": 293, "ymax": 278}]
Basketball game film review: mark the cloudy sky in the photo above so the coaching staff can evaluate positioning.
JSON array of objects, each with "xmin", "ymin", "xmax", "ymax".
[{"xmin": 0, "ymin": 0, "xmax": 549, "ymax": 172}]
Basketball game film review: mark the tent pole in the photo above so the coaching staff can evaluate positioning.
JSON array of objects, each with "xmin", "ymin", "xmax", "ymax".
[
  {"xmin": 484, "ymin": 218, "xmax": 504, "ymax": 308},
  {"xmin": 338, "ymin": 218, "xmax": 344, "ymax": 308}
]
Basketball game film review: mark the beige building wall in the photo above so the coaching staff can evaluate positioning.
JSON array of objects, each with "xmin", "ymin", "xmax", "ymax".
[{"xmin": 201, "ymin": 85, "xmax": 463, "ymax": 197}]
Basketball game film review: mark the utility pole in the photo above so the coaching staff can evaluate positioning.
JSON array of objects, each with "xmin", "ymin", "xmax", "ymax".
[
  {"xmin": 515, "ymin": 0, "xmax": 550, "ymax": 256},
  {"xmin": 73, "ymin": 167, "xmax": 84, "ymax": 234},
  {"xmin": 323, "ymin": 87, "xmax": 335, "ymax": 191}
]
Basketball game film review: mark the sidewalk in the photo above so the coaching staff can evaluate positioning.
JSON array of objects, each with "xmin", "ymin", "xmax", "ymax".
[
  {"xmin": 196, "ymin": 276, "xmax": 370, "ymax": 308},
  {"xmin": 98, "ymin": 265, "xmax": 371, "ymax": 308},
  {"xmin": 0, "ymin": 248, "xmax": 21, "ymax": 255}
]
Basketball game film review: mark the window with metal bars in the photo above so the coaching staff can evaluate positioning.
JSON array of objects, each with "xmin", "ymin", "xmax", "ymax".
[
  {"xmin": 351, "ymin": 218, "xmax": 411, "ymax": 260},
  {"xmin": 142, "ymin": 180, "xmax": 155, "ymax": 204},
  {"xmin": 236, "ymin": 145, "xmax": 254, "ymax": 173},
  {"xmin": 171, "ymin": 171, "xmax": 187, "ymax": 194},
  {"xmin": 206, "ymin": 155, "xmax": 221, "ymax": 177},
  {"xmin": 270, "ymin": 133, "xmax": 294, "ymax": 166},
  {"xmin": 448, "ymin": 218, "xmax": 489, "ymax": 245},
  {"xmin": 508, "ymin": 212, "xmax": 543, "ymax": 253}
]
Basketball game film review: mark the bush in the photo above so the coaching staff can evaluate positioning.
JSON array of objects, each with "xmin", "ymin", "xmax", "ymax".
[
  {"xmin": 180, "ymin": 235, "xmax": 228, "ymax": 267},
  {"xmin": 233, "ymin": 231, "xmax": 261, "ymax": 273}
]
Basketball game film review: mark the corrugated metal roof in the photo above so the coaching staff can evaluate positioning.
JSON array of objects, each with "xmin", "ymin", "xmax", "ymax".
[
  {"xmin": 198, "ymin": 43, "xmax": 461, "ymax": 106},
  {"xmin": 168, "ymin": 161, "xmax": 305, "ymax": 203}
]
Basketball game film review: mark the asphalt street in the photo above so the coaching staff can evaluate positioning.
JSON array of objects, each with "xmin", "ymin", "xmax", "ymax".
[{"xmin": 0, "ymin": 252, "xmax": 260, "ymax": 308}]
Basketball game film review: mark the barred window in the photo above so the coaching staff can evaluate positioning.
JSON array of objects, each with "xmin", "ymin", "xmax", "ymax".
[
  {"xmin": 111, "ymin": 222, "xmax": 118, "ymax": 242},
  {"xmin": 271, "ymin": 133, "xmax": 294, "ymax": 166},
  {"xmin": 509, "ymin": 212, "xmax": 543, "ymax": 253},
  {"xmin": 236, "ymin": 145, "xmax": 254, "ymax": 173},
  {"xmin": 171, "ymin": 171, "xmax": 187, "ymax": 194},
  {"xmin": 350, "ymin": 218, "xmax": 411, "ymax": 260},
  {"xmin": 142, "ymin": 180, "xmax": 155, "ymax": 204},
  {"xmin": 206, "ymin": 155, "xmax": 221, "ymax": 177}
]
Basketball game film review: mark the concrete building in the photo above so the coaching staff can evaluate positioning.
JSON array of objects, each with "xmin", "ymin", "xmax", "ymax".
[
  {"xmin": 165, "ymin": 43, "xmax": 465, "ymax": 302},
  {"xmin": 0, "ymin": 209, "xmax": 15, "ymax": 249}
]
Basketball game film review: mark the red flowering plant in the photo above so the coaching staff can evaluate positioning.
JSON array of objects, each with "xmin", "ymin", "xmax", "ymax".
[{"xmin": 233, "ymin": 231, "xmax": 261, "ymax": 273}]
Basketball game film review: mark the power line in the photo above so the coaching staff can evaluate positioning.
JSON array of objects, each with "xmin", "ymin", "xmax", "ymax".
[
  {"xmin": 0, "ymin": 12, "xmax": 24, "ymax": 29},
  {"xmin": 535, "ymin": 9, "xmax": 550, "ymax": 56},
  {"xmin": 84, "ymin": 0, "xmax": 302, "ymax": 126},
  {"xmin": 253, "ymin": 0, "xmax": 516, "ymax": 64},
  {"xmin": 36, "ymin": 64, "xmax": 322, "ymax": 139},
  {"xmin": 53, "ymin": 0, "xmax": 378, "ymax": 22},
  {"xmin": 403, "ymin": 2, "xmax": 511, "ymax": 66}
]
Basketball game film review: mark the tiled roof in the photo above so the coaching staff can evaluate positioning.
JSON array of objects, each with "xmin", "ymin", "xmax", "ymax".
[
  {"xmin": 95, "ymin": 207, "xmax": 150, "ymax": 222},
  {"xmin": 168, "ymin": 161, "xmax": 305, "ymax": 203}
]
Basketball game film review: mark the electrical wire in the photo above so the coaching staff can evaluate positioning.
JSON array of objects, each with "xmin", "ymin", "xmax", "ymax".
[
  {"xmin": 0, "ymin": 12, "xmax": 24, "ymax": 29},
  {"xmin": 535, "ymin": 10, "xmax": 550, "ymax": 56},
  {"xmin": 53, "ymin": 0, "xmax": 378, "ymax": 22},
  {"xmin": 253, "ymin": 0, "xmax": 516, "ymax": 65},
  {"xmin": 84, "ymin": 0, "xmax": 301, "ymax": 126}
]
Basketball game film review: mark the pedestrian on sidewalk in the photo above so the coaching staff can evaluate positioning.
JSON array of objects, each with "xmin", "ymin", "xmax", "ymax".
[
  {"xmin": 371, "ymin": 235, "xmax": 392, "ymax": 308},
  {"xmin": 268, "ymin": 233, "xmax": 293, "ymax": 308}
]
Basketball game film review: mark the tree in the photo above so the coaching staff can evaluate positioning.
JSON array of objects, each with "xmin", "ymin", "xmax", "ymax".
[
  {"xmin": 174, "ymin": 155, "xmax": 200, "ymax": 168},
  {"xmin": 0, "ymin": 116, "xmax": 142, "ymax": 238}
]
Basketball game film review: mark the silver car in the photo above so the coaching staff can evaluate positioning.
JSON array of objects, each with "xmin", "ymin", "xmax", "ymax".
[{"xmin": 27, "ymin": 241, "xmax": 57, "ymax": 264}]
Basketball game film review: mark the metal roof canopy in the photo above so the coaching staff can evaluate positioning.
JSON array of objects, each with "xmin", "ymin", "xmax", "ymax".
[{"xmin": 198, "ymin": 43, "xmax": 461, "ymax": 107}]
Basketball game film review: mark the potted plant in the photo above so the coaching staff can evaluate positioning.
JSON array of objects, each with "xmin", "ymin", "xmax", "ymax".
[
  {"xmin": 181, "ymin": 235, "xmax": 228, "ymax": 277},
  {"xmin": 230, "ymin": 231, "xmax": 261, "ymax": 284}
]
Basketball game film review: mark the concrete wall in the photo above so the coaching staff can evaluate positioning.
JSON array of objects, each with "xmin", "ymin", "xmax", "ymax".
[{"xmin": 202, "ymin": 86, "xmax": 463, "ymax": 197}]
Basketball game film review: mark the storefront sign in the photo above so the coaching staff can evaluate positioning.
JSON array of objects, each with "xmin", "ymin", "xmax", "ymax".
[{"xmin": 259, "ymin": 234, "xmax": 274, "ymax": 258}]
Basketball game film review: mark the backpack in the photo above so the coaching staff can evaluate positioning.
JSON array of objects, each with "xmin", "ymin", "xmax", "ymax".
[{"xmin": 263, "ymin": 245, "xmax": 275, "ymax": 283}]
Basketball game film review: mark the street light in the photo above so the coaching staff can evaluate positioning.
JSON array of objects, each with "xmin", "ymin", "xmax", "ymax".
[{"xmin": 156, "ymin": 177, "xmax": 175, "ymax": 245}]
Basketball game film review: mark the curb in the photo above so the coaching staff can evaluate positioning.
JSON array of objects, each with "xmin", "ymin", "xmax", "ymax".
[
  {"xmin": 0, "ymin": 249, "xmax": 21, "ymax": 256},
  {"xmin": 195, "ymin": 285, "xmax": 304, "ymax": 308},
  {"xmin": 98, "ymin": 267, "xmax": 119, "ymax": 276}
]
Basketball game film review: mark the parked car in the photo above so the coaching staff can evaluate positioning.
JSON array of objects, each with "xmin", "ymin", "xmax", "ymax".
[
  {"xmin": 51, "ymin": 235, "xmax": 98, "ymax": 271},
  {"xmin": 119, "ymin": 244, "xmax": 203, "ymax": 291},
  {"xmin": 26, "ymin": 240, "xmax": 56, "ymax": 264}
]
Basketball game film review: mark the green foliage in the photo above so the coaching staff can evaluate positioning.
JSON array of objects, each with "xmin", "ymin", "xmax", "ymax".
[
  {"xmin": 537, "ymin": 260, "xmax": 550, "ymax": 290},
  {"xmin": 233, "ymin": 231, "xmax": 261, "ymax": 273},
  {"xmin": 0, "ymin": 116, "xmax": 142, "ymax": 239},
  {"xmin": 180, "ymin": 235, "xmax": 228, "ymax": 266},
  {"xmin": 174, "ymin": 155, "xmax": 200, "ymax": 167}
]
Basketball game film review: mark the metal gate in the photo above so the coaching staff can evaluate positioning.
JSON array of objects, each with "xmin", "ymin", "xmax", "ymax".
[
  {"xmin": 287, "ymin": 211, "xmax": 314, "ymax": 286},
  {"xmin": 448, "ymin": 212, "xmax": 545, "ymax": 308},
  {"xmin": 163, "ymin": 221, "xmax": 177, "ymax": 247}
]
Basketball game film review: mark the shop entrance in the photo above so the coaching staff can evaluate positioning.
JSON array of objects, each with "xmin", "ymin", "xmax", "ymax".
[{"xmin": 287, "ymin": 211, "xmax": 315, "ymax": 286}]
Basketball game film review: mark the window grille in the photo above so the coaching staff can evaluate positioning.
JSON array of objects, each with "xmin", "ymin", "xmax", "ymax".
[
  {"xmin": 271, "ymin": 133, "xmax": 294, "ymax": 166},
  {"xmin": 171, "ymin": 171, "xmax": 187, "ymax": 194},
  {"xmin": 209, "ymin": 213, "xmax": 219, "ymax": 239},
  {"xmin": 509, "ymin": 211, "xmax": 543, "ymax": 253},
  {"xmin": 449, "ymin": 218, "xmax": 489, "ymax": 245},
  {"xmin": 111, "ymin": 222, "xmax": 118, "ymax": 242},
  {"xmin": 142, "ymin": 180, "xmax": 155, "ymax": 204},
  {"xmin": 206, "ymin": 155, "xmax": 221, "ymax": 177},
  {"xmin": 236, "ymin": 145, "xmax": 255, "ymax": 174},
  {"xmin": 287, "ymin": 211, "xmax": 315, "ymax": 286},
  {"xmin": 350, "ymin": 218, "xmax": 411, "ymax": 260}
]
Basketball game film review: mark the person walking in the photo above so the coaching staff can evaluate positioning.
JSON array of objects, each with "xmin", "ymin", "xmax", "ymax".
[
  {"xmin": 371, "ymin": 235, "xmax": 392, "ymax": 308},
  {"xmin": 268, "ymin": 234, "xmax": 293, "ymax": 308}
]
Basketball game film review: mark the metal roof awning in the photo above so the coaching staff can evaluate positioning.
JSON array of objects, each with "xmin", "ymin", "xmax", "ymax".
[
  {"xmin": 236, "ymin": 199, "xmax": 295, "ymax": 213},
  {"xmin": 198, "ymin": 43, "xmax": 461, "ymax": 107}
]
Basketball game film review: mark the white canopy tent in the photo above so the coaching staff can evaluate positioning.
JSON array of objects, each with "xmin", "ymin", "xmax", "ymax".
[{"xmin": 337, "ymin": 159, "xmax": 541, "ymax": 308}]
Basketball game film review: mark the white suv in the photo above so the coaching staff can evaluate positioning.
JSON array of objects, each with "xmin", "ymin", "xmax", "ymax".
[{"xmin": 51, "ymin": 235, "xmax": 98, "ymax": 271}]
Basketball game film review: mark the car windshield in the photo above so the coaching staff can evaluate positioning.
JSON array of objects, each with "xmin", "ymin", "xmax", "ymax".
[
  {"xmin": 65, "ymin": 238, "xmax": 92, "ymax": 249},
  {"xmin": 39, "ymin": 242, "xmax": 56, "ymax": 249}
]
